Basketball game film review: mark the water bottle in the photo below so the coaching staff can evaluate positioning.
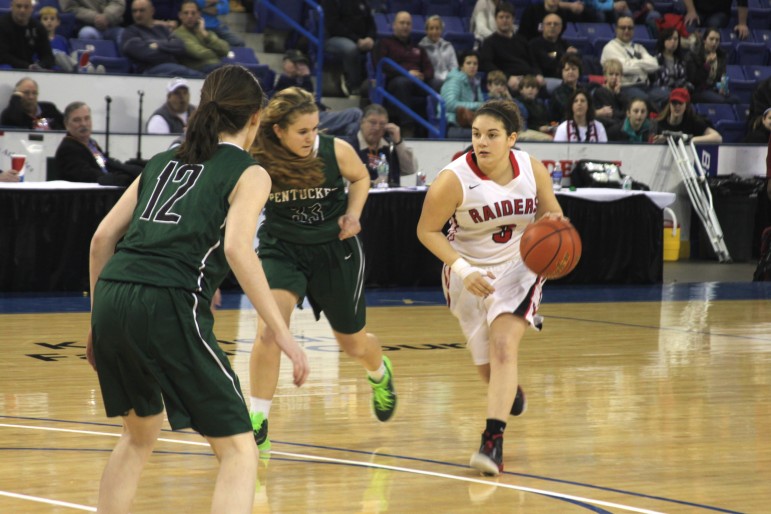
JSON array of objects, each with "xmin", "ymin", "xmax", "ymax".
[
  {"xmin": 376, "ymin": 152, "xmax": 390, "ymax": 189},
  {"xmin": 717, "ymin": 74, "xmax": 729, "ymax": 95},
  {"xmin": 552, "ymin": 163, "xmax": 562, "ymax": 191},
  {"xmin": 622, "ymin": 175, "xmax": 633, "ymax": 190}
]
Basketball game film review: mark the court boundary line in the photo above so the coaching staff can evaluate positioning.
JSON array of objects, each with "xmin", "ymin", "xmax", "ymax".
[{"xmin": 0, "ymin": 422, "xmax": 678, "ymax": 514}]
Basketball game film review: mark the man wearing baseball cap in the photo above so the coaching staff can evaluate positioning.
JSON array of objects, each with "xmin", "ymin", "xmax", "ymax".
[
  {"xmin": 146, "ymin": 78, "xmax": 198, "ymax": 134},
  {"xmin": 652, "ymin": 87, "xmax": 722, "ymax": 144}
]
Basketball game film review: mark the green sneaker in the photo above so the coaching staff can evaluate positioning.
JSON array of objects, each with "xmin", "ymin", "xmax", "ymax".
[
  {"xmin": 250, "ymin": 411, "xmax": 271, "ymax": 453},
  {"xmin": 368, "ymin": 356, "xmax": 397, "ymax": 421}
]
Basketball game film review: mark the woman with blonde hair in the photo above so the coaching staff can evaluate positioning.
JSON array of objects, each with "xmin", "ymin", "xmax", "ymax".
[{"xmin": 248, "ymin": 87, "xmax": 397, "ymax": 452}]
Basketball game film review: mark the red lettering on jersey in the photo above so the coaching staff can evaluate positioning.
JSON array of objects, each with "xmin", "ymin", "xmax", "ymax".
[
  {"xmin": 501, "ymin": 200, "xmax": 512, "ymax": 216},
  {"xmin": 525, "ymin": 198, "xmax": 535, "ymax": 214},
  {"xmin": 513, "ymin": 198, "xmax": 523, "ymax": 214},
  {"xmin": 494, "ymin": 202, "xmax": 502, "ymax": 217},
  {"xmin": 469, "ymin": 209, "xmax": 482, "ymax": 223},
  {"xmin": 482, "ymin": 205, "xmax": 495, "ymax": 221}
]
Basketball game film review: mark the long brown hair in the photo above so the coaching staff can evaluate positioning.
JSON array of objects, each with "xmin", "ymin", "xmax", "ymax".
[
  {"xmin": 176, "ymin": 65, "xmax": 264, "ymax": 163},
  {"xmin": 251, "ymin": 87, "xmax": 325, "ymax": 190}
]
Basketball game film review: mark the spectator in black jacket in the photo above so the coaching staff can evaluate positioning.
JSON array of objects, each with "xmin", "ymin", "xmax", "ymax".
[
  {"xmin": 322, "ymin": 0, "xmax": 376, "ymax": 95},
  {"xmin": 55, "ymin": 101, "xmax": 143, "ymax": 185},
  {"xmin": 479, "ymin": 3, "xmax": 543, "ymax": 93},
  {"xmin": 121, "ymin": 0, "xmax": 205, "ymax": 77},
  {"xmin": 518, "ymin": 0, "xmax": 577, "ymax": 41},
  {"xmin": 682, "ymin": 0, "xmax": 749, "ymax": 39},
  {"xmin": 528, "ymin": 13, "xmax": 579, "ymax": 92},
  {"xmin": 0, "ymin": 0, "xmax": 55, "ymax": 70},
  {"xmin": 1, "ymin": 77, "xmax": 64, "ymax": 130}
]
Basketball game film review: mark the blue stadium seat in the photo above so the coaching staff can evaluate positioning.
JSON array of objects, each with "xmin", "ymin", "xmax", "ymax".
[
  {"xmin": 388, "ymin": 0, "xmax": 422, "ymax": 13},
  {"xmin": 574, "ymin": 22, "xmax": 615, "ymax": 40},
  {"xmin": 458, "ymin": 0, "xmax": 475, "ymax": 18},
  {"xmin": 694, "ymin": 103, "xmax": 738, "ymax": 123},
  {"xmin": 725, "ymin": 64, "xmax": 746, "ymax": 81},
  {"xmin": 254, "ymin": 0, "xmax": 305, "ymax": 33},
  {"xmin": 735, "ymin": 42, "xmax": 768, "ymax": 66},
  {"xmin": 753, "ymin": 29, "xmax": 771, "ymax": 44},
  {"xmin": 410, "ymin": 14, "xmax": 427, "ymax": 43},
  {"xmin": 744, "ymin": 65, "xmax": 771, "ymax": 82},
  {"xmin": 374, "ymin": 13, "xmax": 392, "ymax": 39},
  {"xmin": 715, "ymin": 120, "xmax": 747, "ymax": 143},
  {"xmin": 734, "ymin": 104, "xmax": 750, "ymax": 123},
  {"xmin": 747, "ymin": 8, "xmax": 771, "ymax": 29},
  {"xmin": 423, "ymin": 0, "xmax": 460, "ymax": 16},
  {"xmin": 70, "ymin": 38, "xmax": 131, "ymax": 73},
  {"xmin": 443, "ymin": 16, "xmax": 475, "ymax": 52}
]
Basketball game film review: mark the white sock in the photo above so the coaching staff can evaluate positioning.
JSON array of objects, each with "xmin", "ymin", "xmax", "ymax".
[
  {"xmin": 367, "ymin": 360, "xmax": 386, "ymax": 382},
  {"xmin": 250, "ymin": 397, "xmax": 272, "ymax": 417}
]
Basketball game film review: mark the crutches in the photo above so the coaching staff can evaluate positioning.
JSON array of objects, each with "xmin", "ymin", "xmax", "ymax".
[{"xmin": 663, "ymin": 131, "xmax": 732, "ymax": 263}]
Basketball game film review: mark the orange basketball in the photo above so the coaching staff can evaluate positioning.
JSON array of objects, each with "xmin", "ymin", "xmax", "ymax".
[{"xmin": 520, "ymin": 218, "xmax": 582, "ymax": 279}]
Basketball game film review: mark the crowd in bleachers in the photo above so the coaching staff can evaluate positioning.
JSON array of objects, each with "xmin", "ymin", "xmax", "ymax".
[{"xmin": 1, "ymin": 0, "xmax": 770, "ymax": 143}]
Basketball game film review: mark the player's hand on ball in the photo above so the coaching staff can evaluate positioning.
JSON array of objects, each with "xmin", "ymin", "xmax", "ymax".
[
  {"xmin": 338, "ymin": 214, "xmax": 361, "ymax": 240},
  {"xmin": 463, "ymin": 270, "xmax": 496, "ymax": 298}
]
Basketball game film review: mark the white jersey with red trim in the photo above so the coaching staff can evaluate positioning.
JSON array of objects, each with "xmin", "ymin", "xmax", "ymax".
[{"xmin": 443, "ymin": 149, "xmax": 538, "ymax": 266}]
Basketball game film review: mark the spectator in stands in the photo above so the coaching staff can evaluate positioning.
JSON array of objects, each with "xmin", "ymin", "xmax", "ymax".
[
  {"xmin": 649, "ymin": 28, "xmax": 691, "ymax": 112},
  {"xmin": 1, "ymin": 77, "xmax": 64, "ymax": 130},
  {"xmin": 61, "ymin": 0, "xmax": 125, "ymax": 43},
  {"xmin": 601, "ymin": 16, "xmax": 659, "ymax": 103},
  {"xmin": 122, "ymin": 0, "xmax": 205, "ymax": 77},
  {"xmin": 146, "ymin": 77, "xmax": 197, "ymax": 134},
  {"xmin": 652, "ymin": 87, "xmax": 722, "ymax": 144},
  {"xmin": 528, "ymin": 13, "xmax": 579, "ymax": 92},
  {"xmin": 375, "ymin": 11, "xmax": 435, "ymax": 138},
  {"xmin": 39, "ymin": 6, "xmax": 75, "ymax": 72},
  {"xmin": 519, "ymin": 0, "xmax": 578, "ymax": 41},
  {"xmin": 515, "ymin": 75, "xmax": 555, "ymax": 140},
  {"xmin": 470, "ymin": 0, "xmax": 499, "ymax": 46},
  {"xmin": 605, "ymin": 0, "xmax": 660, "ymax": 32},
  {"xmin": 553, "ymin": 89, "xmax": 608, "ymax": 142},
  {"xmin": 479, "ymin": 3, "xmax": 544, "ymax": 93},
  {"xmin": 744, "ymin": 107, "xmax": 771, "ymax": 144},
  {"xmin": 749, "ymin": 77, "xmax": 771, "ymax": 130},
  {"xmin": 322, "ymin": 0, "xmax": 376, "ymax": 96},
  {"xmin": 0, "ymin": 0, "xmax": 55, "ymax": 70},
  {"xmin": 174, "ymin": 0, "xmax": 229, "ymax": 72},
  {"xmin": 440, "ymin": 50, "xmax": 484, "ymax": 137},
  {"xmin": 194, "ymin": 0, "xmax": 244, "ymax": 47},
  {"xmin": 686, "ymin": 27, "xmax": 739, "ymax": 104},
  {"xmin": 550, "ymin": 53, "xmax": 584, "ymax": 122},
  {"xmin": 274, "ymin": 49, "xmax": 363, "ymax": 139},
  {"xmin": 55, "ymin": 101, "xmax": 143, "ymax": 185},
  {"xmin": 419, "ymin": 15, "xmax": 458, "ymax": 92},
  {"xmin": 682, "ymin": 0, "xmax": 749, "ymax": 39},
  {"xmin": 592, "ymin": 58, "xmax": 626, "ymax": 134},
  {"xmin": 608, "ymin": 96, "xmax": 654, "ymax": 141},
  {"xmin": 346, "ymin": 104, "xmax": 417, "ymax": 186}
]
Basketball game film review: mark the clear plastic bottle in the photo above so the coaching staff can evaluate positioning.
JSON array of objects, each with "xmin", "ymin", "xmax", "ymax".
[
  {"xmin": 552, "ymin": 163, "xmax": 563, "ymax": 191},
  {"xmin": 376, "ymin": 152, "xmax": 390, "ymax": 189}
]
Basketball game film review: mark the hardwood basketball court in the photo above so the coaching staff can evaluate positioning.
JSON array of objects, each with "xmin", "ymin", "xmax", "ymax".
[{"xmin": 1, "ymin": 275, "xmax": 770, "ymax": 513}]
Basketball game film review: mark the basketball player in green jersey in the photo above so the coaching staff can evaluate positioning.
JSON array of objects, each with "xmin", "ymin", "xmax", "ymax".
[
  {"xmin": 86, "ymin": 66, "xmax": 309, "ymax": 514},
  {"xmin": 248, "ymin": 87, "xmax": 397, "ymax": 451}
]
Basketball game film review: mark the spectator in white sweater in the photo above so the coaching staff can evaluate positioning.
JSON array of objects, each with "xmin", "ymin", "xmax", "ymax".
[
  {"xmin": 600, "ymin": 16, "xmax": 659, "ymax": 104},
  {"xmin": 418, "ymin": 15, "xmax": 457, "ymax": 91}
]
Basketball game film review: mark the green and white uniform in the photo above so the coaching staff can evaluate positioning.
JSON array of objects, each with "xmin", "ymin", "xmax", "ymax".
[
  {"xmin": 92, "ymin": 143, "xmax": 255, "ymax": 437},
  {"xmin": 258, "ymin": 133, "xmax": 366, "ymax": 333}
]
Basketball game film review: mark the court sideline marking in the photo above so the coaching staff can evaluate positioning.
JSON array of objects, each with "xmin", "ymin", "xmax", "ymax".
[{"xmin": 0, "ymin": 422, "xmax": 666, "ymax": 514}]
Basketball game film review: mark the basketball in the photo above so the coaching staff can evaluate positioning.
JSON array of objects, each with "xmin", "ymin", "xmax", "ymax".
[{"xmin": 520, "ymin": 218, "xmax": 582, "ymax": 279}]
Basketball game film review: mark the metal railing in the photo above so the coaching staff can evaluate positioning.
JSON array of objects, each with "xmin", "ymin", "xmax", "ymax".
[
  {"xmin": 371, "ymin": 57, "xmax": 446, "ymax": 139},
  {"xmin": 257, "ymin": 0, "xmax": 324, "ymax": 104}
]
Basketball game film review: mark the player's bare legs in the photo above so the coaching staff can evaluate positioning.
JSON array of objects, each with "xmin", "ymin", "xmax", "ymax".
[
  {"xmin": 250, "ymin": 289, "xmax": 299, "ymax": 400},
  {"xmin": 96, "ymin": 410, "xmax": 164, "ymax": 514},
  {"xmin": 207, "ymin": 432, "xmax": 258, "ymax": 514},
  {"xmin": 486, "ymin": 313, "xmax": 525, "ymax": 420}
]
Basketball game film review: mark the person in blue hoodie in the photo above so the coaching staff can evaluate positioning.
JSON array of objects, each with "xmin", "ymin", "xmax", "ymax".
[{"xmin": 440, "ymin": 50, "xmax": 485, "ymax": 138}]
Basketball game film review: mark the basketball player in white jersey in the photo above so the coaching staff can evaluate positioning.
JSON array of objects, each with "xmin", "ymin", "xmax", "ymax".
[{"xmin": 417, "ymin": 99, "xmax": 565, "ymax": 476}]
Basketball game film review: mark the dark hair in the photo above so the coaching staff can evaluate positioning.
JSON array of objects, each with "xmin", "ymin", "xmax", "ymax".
[
  {"xmin": 560, "ymin": 53, "xmax": 583, "ymax": 75},
  {"xmin": 457, "ymin": 49, "xmax": 479, "ymax": 67},
  {"xmin": 251, "ymin": 87, "xmax": 324, "ymax": 190},
  {"xmin": 656, "ymin": 27, "xmax": 681, "ymax": 55},
  {"xmin": 567, "ymin": 89, "xmax": 595, "ymax": 121},
  {"xmin": 63, "ymin": 101, "xmax": 88, "ymax": 123},
  {"xmin": 495, "ymin": 2, "xmax": 515, "ymax": 17},
  {"xmin": 473, "ymin": 99, "xmax": 522, "ymax": 134},
  {"xmin": 176, "ymin": 65, "xmax": 264, "ymax": 163}
]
